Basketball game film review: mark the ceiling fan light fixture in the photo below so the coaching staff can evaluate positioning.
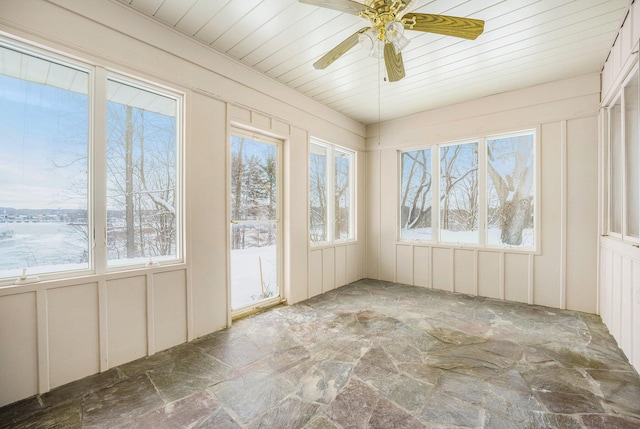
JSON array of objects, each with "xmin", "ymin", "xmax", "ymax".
[
  {"xmin": 385, "ymin": 20, "xmax": 410, "ymax": 53},
  {"xmin": 392, "ymin": 34, "xmax": 410, "ymax": 54},
  {"xmin": 385, "ymin": 20, "xmax": 405, "ymax": 42},
  {"xmin": 359, "ymin": 28, "xmax": 384, "ymax": 58}
]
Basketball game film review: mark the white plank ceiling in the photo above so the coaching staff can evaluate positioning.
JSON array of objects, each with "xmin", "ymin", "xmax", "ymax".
[{"xmin": 116, "ymin": 0, "xmax": 629, "ymax": 125}]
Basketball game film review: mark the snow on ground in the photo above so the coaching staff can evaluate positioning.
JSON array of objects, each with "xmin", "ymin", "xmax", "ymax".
[
  {"xmin": 401, "ymin": 227, "xmax": 534, "ymax": 247},
  {"xmin": 231, "ymin": 244, "xmax": 277, "ymax": 310}
]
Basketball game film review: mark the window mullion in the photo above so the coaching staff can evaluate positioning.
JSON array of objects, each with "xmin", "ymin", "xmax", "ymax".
[
  {"xmin": 328, "ymin": 145, "xmax": 336, "ymax": 242},
  {"xmin": 432, "ymin": 145, "xmax": 441, "ymax": 242},
  {"xmin": 478, "ymin": 138, "xmax": 487, "ymax": 246},
  {"xmin": 93, "ymin": 67, "xmax": 108, "ymax": 274}
]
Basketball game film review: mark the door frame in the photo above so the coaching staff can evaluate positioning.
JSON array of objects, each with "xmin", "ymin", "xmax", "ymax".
[{"xmin": 227, "ymin": 126, "xmax": 284, "ymax": 320}]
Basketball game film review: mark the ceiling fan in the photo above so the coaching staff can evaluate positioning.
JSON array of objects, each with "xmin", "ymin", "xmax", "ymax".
[{"xmin": 300, "ymin": 0, "xmax": 484, "ymax": 82}]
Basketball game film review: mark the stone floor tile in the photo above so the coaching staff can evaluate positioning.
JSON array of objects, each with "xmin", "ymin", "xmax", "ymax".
[
  {"xmin": 297, "ymin": 361, "xmax": 353, "ymax": 404},
  {"xmin": 209, "ymin": 368, "xmax": 295, "ymax": 424},
  {"xmin": 119, "ymin": 390, "xmax": 236, "ymax": 429},
  {"xmin": 81, "ymin": 373, "xmax": 164, "ymax": 428},
  {"xmin": 1, "ymin": 401, "xmax": 82, "ymax": 429},
  {"xmin": 368, "ymin": 396, "xmax": 426, "ymax": 429},
  {"xmin": 303, "ymin": 416, "xmax": 340, "ymax": 429},
  {"xmin": 586, "ymin": 369, "xmax": 640, "ymax": 419},
  {"xmin": 0, "ymin": 396, "xmax": 44, "ymax": 428},
  {"xmin": 323, "ymin": 377, "xmax": 379, "ymax": 429},
  {"xmin": 484, "ymin": 409, "xmax": 585, "ymax": 429},
  {"xmin": 147, "ymin": 346, "xmax": 232, "ymax": 403},
  {"xmin": 249, "ymin": 396, "xmax": 319, "ymax": 429},
  {"xmin": 582, "ymin": 414, "xmax": 640, "ymax": 429},
  {"xmin": 534, "ymin": 391, "xmax": 605, "ymax": 414},
  {"xmin": 371, "ymin": 373, "xmax": 433, "ymax": 413},
  {"xmin": 41, "ymin": 368, "xmax": 126, "ymax": 408},
  {"xmin": 418, "ymin": 393, "xmax": 483, "ymax": 428}
]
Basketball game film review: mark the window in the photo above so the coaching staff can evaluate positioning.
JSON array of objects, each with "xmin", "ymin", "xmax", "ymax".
[
  {"xmin": 399, "ymin": 130, "xmax": 536, "ymax": 250},
  {"xmin": 440, "ymin": 142, "xmax": 479, "ymax": 244},
  {"xmin": 400, "ymin": 149, "xmax": 432, "ymax": 240},
  {"xmin": 0, "ymin": 39, "xmax": 183, "ymax": 284},
  {"xmin": 608, "ymin": 68, "xmax": 639, "ymax": 242},
  {"xmin": 309, "ymin": 139, "xmax": 355, "ymax": 244},
  {"xmin": 106, "ymin": 79, "xmax": 180, "ymax": 266},
  {"xmin": 487, "ymin": 133, "xmax": 535, "ymax": 247},
  {"xmin": 0, "ymin": 44, "xmax": 90, "ymax": 279}
]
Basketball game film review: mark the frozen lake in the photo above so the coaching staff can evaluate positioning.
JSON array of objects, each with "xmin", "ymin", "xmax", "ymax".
[{"xmin": 0, "ymin": 222, "xmax": 88, "ymax": 277}]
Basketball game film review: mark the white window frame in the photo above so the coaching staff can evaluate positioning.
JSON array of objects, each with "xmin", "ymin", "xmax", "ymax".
[
  {"xmin": 607, "ymin": 64, "xmax": 640, "ymax": 244},
  {"xmin": 0, "ymin": 36, "xmax": 184, "ymax": 287},
  {"xmin": 104, "ymin": 74, "xmax": 184, "ymax": 271},
  {"xmin": 309, "ymin": 138, "xmax": 356, "ymax": 245},
  {"xmin": 398, "ymin": 129, "xmax": 538, "ymax": 252}
]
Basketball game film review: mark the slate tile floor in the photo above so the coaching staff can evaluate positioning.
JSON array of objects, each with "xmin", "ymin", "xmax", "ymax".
[{"xmin": 2, "ymin": 279, "xmax": 640, "ymax": 428}]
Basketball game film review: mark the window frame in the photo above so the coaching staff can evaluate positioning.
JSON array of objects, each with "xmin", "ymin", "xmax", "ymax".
[
  {"xmin": 398, "ymin": 129, "xmax": 538, "ymax": 252},
  {"xmin": 104, "ymin": 73, "xmax": 184, "ymax": 271},
  {"xmin": 0, "ymin": 37, "xmax": 185, "ymax": 287},
  {"xmin": 309, "ymin": 138, "xmax": 356, "ymax": 246},
  {"xmin": 606, "ymin": 65, "xmax": 640, "ymax": 244}
]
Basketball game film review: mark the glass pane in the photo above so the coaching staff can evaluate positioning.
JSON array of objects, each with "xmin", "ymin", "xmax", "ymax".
[
  {"xmin": 487, "ymin": 133, "xmax": 535, "ymax": 247},
  {"xmin": 440, "ymin": 143, "xmax": 479, "ymax": 244},
  {"xmin": 309, "ymin": 143, "xmax": 328, "ymax": 243},
  {"xmin": 625, "ymin": 72, "xmax": 639, "ymax": 239},
  {"xmin": 231, "ymin": 136, "xmax": 277, "ymax": 222},
  {"xmin": 400, "ymin": 149, "xmax": 432, "ymax": 240},
  {"xmin": 0, "ymin": 46, "xmax": 90, "ymax": 279},
  {"xmin": 335, "ymin": 150, "xmax": 352, "ymax": 240},
  {"xmin": 610, "ymin": 100, "xmax": 623, "ymax": 234},
  {"xmin": 230, "ymin": 222, "xmax": 278, "ymax": 309},
  {"xmin": 107, "ymin": 80, "xmax": 178, "ymax": 266}
]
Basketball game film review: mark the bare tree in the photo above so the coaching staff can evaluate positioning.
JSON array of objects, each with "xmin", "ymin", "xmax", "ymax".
[
  {"xmin": 309, "ymin": 150, "xmax": 327, "ymax": 242},
  {"xmin": 440, "ymin": 144, "xmax": 478, "ymax": 232},
  {"xmin": 401, "ymin": 150, "xmax": 432, "ymax": 231},
  {"xmin": 487, "ymin": 136, "xmax": 534, "ymax": 245}
]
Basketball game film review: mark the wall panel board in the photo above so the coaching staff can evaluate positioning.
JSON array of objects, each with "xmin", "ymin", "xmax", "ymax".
[
  {"xmin": 335, "ymin": 246, "xmax": 347, "ymax": 288},
  {"xmin": 396, "ymin": 244, "xmax": 413, "ymax": 285},
  {"xmin": 533, "ymin": 121, "xmax": 562, "ymax": 308},
  {"xmin": 0, "ymin": 293, "xmax": 37, "ymax": 405},
  {"xmin": 346, "ymin": 244, "xmax": 358, "ymax": 284},
  {"xmin": 48, "ymin": 283, "xmax": 100, "ymax": 389},
  {"xmin": 478, "ymin": 251, "xmax": 501, "ymax": 299},
  {"xmin": 153, "ymin": 270, "xmax": 187, "ymax": 353},
  {"xmin": 504, "ymin": 253, "xmax": 529, "ymax": 304},
  {"xmin": 308, "ymin": 249, "xmax": 323, "ymax": 298},
  {"xmin": 413, "ymin": 246, "xmax": 430, "ymax": 288},
  {"xmin": 454, "ymin": 249, "xmax": 475, "ymax": 296},
  {"xmin": 322, "ymin": 247, "xmax": 335, "ymax": 292},
  {"xmin": 432, "ymin": 248, "xmax": 452, "ymax": 292},
  {"xmin": 566, "ymin": 117, "xmax": 598, "ymax": 313},
  {"xmin": 633, "ymin": 260, "xmax": 640, "ymax": 370},
  {"xmin": 106, "ymin": 276, "xmax": 147, "ymax": 367},
  {"xmin": 190, "ymin": 94, "xmax": 228, "ymax": 337}
]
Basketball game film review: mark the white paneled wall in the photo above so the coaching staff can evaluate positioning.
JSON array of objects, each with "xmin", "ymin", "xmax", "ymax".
[
  {"xmin": 308, "ymin": 243, "xmax": 361, "ymax": 298},
  {"xmin": 600, "ymin": 0, "xmax": 640, "ymax": 375},
  {"xmin": 0, "ymin": 0, "xmax": 365, "ymax": 407},
  {"xmin": 366, "ymin": 74, "xmax": 601, "ymax": 314},
  {"xmin": 599, "ymin": 240, "xmax": 640, "ymax": 372}
]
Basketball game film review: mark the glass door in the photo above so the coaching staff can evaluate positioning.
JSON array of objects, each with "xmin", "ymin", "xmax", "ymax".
[{"xmin": 229, "ymin": 129, "xmax": 281, "ymax": 312}]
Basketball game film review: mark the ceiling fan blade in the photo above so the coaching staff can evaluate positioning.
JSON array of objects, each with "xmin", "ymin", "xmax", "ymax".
[
  {"xmin": 299, "ymin": 0, "xmax": 374, "ymax": 16},
  {"xmin": 403, "ymin": 13, "xmax": 485, "ymax": 40},
  {"xmin": 313, "ymin": 27, "xmax": 369, "ymax": 70},
  {"xmin": 384, "ymin": 42, "xmax": 405, "ymax": 82}
]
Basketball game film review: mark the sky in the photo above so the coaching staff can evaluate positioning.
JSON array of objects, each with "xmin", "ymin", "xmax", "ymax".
[{"xmin": 0, "ymin": 74, "xmax": 89, "ymax": 210}]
